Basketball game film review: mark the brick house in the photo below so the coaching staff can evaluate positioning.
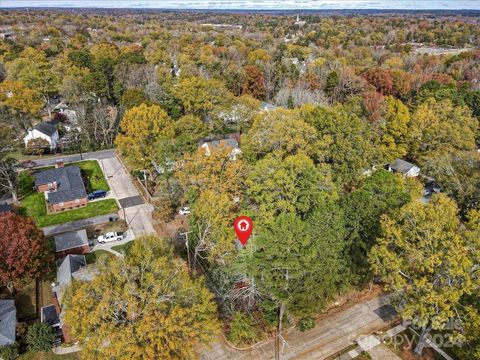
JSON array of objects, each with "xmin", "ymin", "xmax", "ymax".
[
  {"xmin": 54, "ymin": 229, "xmax": 90, "ymax": 257},
  {"xmin": 34, "ymin": 163, "xmax": 87, "ymax": 213}
]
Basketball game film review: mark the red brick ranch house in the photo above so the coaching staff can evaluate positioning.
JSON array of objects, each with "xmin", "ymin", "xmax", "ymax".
[{"xmin": 34, "ymin": 165, "xmax": 87, "ymax": 213}]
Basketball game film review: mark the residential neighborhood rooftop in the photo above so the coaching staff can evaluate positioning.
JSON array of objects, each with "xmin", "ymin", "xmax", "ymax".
[
  {"xmin": 389, "ymin": 159, "xmax": 417, "ymax": 174},
  {"xmin": 57, "ymin": 254, "xmax": 86, "ymax": 289},
  {"xmin": 54, "ymin": 229, "xmax": 89, "ymax": 252},
  {"xmin": 34, "ymin": 122, "xmax": 58, "ymax": 137},
  {"xmin": 34, "ymin": 166, "xmax": 87, "ymax": 204},
  {"xmin": 0, "ymin": 300, "xmax": 16, "ymax": 347}
]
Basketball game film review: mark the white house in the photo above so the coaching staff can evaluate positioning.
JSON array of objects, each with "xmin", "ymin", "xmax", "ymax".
[
  {"xmin": 24, "ymin": 122, "xmax": 59, "ymax": 150},
  {"xmin": 388, "ymin": 159, "xmax": 420, "ymax": 178}
]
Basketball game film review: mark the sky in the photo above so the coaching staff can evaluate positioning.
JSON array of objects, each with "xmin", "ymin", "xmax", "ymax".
[{"xmin": 1, "ymin": 0, "xmax": 479, "ymax": 10}]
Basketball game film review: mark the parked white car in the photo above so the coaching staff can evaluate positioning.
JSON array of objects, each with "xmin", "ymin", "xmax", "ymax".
[
  {"xmin": 97, "ymin": 232, "xmax": 124, "ymax": 244},
  {"xmin": 178, "ymin": 206, "xmax": 191, "ymax": 215}
]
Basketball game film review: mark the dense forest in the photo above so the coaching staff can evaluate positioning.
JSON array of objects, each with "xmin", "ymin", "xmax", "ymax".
[{"xmin": 0, "ymin": 9, "xmax": 479, "ymax": 360}]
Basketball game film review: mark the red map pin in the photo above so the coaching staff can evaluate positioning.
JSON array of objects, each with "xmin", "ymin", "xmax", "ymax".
[{"xmin": 234, "ymin": 216, "xmax": 253, "ymax": 246}]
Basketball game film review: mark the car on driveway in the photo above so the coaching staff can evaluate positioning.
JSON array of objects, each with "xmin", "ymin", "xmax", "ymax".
[
  {"xmin": 178, "ymin": 206, "xmax": 191, "ymax": 215},
  {"xmin": 97, "ymin": 231, "xmax": 124, "ymax": 244},
  {"xmin": 88, "ymin": 189, "xmax": 107, "ymax": 200}
]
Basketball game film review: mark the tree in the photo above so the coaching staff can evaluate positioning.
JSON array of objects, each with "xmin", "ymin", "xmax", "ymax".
[
  {"xmin": 246, "ymin": 153, "xmax": 336, "ymax": 225},
  {"xmin": 342, "ymin": 169, "xmax": 418, "ymax": 281},
  {"xmin": 241, "ymin": 108, "xmax": 318, "ymax": 162},
  {"xmin": 0, "ymin": 80, "xmax": 43, "ymax": 118},
  {"xmin": 121, "ymin": 88, "xmax": 149, "ymax": 109},
  {"xmin": 369, "ymin": 194, "xmax": 480, "ymax": 356},
  {"xmin": 0, "ymin": 213, "xmax": 51, "ymax": 293},
  {"xmin": 63, "ymin": 236, "xmax": 219, "ymax": 360},
  {"xmin": 172, "ymin": 76, "xmax": 232, "ymax": 118},
  {"xmin": 189, "ymin": 189, "xmax": 237, "ymax": 265},
  {"xmin": 174, "ymin": 114, "xmax": 208, "ymax": 153},
  {"xmin": 6, "ymin": 48, "xmax": 59, "ymax": 118},
  {"xmin": 420, "ymin": 150, "xmax": 480, "ymax": 215},
  {"xmin": 26, "ymin": 323, "xmax": 56, "ymax": 352},
  {"xmin": 0, "ymin": 158, "xmax": 18, "ymax": 202},
  {"xmin": 242, "ymin": 211, "xmax": 347, "ymax": 355},
  {"xmin": 304, "ymin": 104, "xmax": 376, "ymax": 186},
  {"xmin": 175, "ymin": 145, "xmax": 247, "ymax": 200},
  {"xmin": 378, "ymin": 96, "xmax": 411, "ymax": 162},
  {"xmin": 362, "ymin": 68, "xmax": 393, "ymax": 95},
  {"xmin": 115, "ymin": 104, "xmax": 175, "ymax": 168},
  {"xmin": 409, "ymin": 98, "xmax": 477, "ymax": 159},
  {"xmin": 242, "ymin": 65, "xmax": 266, "ymax": 100},
  {"xmin": 26, "ymin": 138, "xmax": 50, "ymax": 156}
]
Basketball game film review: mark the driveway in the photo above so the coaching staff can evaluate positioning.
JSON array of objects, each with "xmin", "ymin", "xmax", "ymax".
[
  {"xmin": 100, "ymin": 156, "xmax": 155, "ymax": 237},
  {"xmin": 42, "ymin": 213, "xmax": 119, "ymax": 237},
  {"xmin": 202, "ymin": 295, "xmax": 395, "ymax": 360}
]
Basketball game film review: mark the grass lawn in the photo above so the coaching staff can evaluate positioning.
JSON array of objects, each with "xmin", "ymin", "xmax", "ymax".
[
  {"xmin": 85, "ymin": 250, "xmax": 115, "ymax": 264},
  {"xmin": 18, "ymin": 171, "xmax": 118, "ymax": 227},
  {"xmin": 111, "ymin": 241, "xmax": 134, "ymax": 255},
  {"xmin": 66, "ymin": 160, "xmax": 110, "ymax": 192}
]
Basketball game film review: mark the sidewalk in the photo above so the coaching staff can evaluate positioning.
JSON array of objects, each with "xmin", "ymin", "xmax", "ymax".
[{"xmin": 202, "ymin": 295, "xmax": 394, "ymax": 360}]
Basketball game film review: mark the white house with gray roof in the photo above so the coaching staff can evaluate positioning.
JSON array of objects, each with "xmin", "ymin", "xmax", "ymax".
[
  {"xmin": 24, "ymin": 122, "xmax": 59, "ymax": 150},
  {"xmin": 388, "ymin": 159, "xmax": 420, "ymax": 178},
  {"xmin": 0, "ymin": 300, "xmax": 16, "ymax": 347}
]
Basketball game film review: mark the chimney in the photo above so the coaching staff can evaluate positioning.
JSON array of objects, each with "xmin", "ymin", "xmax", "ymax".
[{"xmin": 55, "ymin": 159, "xmax": 64, "ymax": 168}]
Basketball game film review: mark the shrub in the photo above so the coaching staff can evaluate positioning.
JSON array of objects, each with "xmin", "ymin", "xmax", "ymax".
[
  {"xmin": 298, "ymin": 317, "xmax": 315, "ymax": 332},
  {"xmin": 25, "ymin": 323, "xmax": 55, "ymax": 352},
  {"xmin": 226, "ymin": 311, "xmax": 260, "ymax": 347},
  {"xmin": 0, "ymin": 343, "xmax": 19, "ymax": 360}
]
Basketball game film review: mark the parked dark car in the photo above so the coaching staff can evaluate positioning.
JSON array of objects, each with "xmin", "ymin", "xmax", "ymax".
[
  {"xmin": 20, "ymin": 160, "xmax": 38, "ymax": 169},
  {"xmin": 88, "ymin": 190, "xmax": 107, "ymax": 200}
]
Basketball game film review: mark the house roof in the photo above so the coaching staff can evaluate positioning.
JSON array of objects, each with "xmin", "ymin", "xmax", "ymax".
[
  {"xmin": 41, "ymin": 304, "xmax": 60, "ymax": 327},
  {"xmin": 55, "ymin": 255, "xmax": 86, "ymax": 304},
  {"xmin": 34, "ymin": 122, "xmax": 57, "ymax": 137},
  {"xmin": 389, "ymin": 159, "xmax": 418, "ymax": 174},
  {"xmin": 203, "ymin": 138, "xmax": 239, "ymax": 150},
  {"xmin": 34, "ymin": 166, "xmax": 87, "ymax": 204},
  {"xmin": 54, "ymin": 229, "xmax": 89, "ymax": 252},
  {"xmin": 0, "ymin": 300, "xmax": 16, "ymax": 347},
  {"xmin": 57, "ymin": 255, "xmax": 86, "ymax": 288}
]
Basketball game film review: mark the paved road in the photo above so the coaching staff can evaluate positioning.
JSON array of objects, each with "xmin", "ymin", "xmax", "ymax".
[
  {"xmin": 32, "ymin": 149, "xmax": 116, "ymax": 167},
  {"xmin": 202, "ymin": 295, "xmax": 394, "ymax": 360}
]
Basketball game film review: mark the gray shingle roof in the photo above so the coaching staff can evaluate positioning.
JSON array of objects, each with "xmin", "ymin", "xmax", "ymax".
[
  {"xmin": 204, "ymin": 138, "xmax": 239, "ymax": 149},
  {"xmin": 0, "ymin": 300, "xmax": 16, "ymax": 346},
  {"xmin": 55, "ymin": 255, "xmax": 86, "ymax": 304},
  {"xmin": 34, "ymin": 166, "xmax": 87, "ymax": 204},
  {"xmin": 389, "ymin": 159, "xmax": 417, "ymax": 174},
  {"xmin": 57, "ymin": 255, "xmax": 86, "ymax": 288},
  {"xmin": 54, "ymin": 229, "xmax": 89, "ymax": 252},
  {"xmin": 34, "ymin": 122, "xmax": 57, "ymax": 137},
  {"xmin": 41, "ymin": 304, "xmax": 60, "ymax": 327}
]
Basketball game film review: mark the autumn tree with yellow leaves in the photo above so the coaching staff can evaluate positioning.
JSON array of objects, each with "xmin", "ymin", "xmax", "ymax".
[
  {"xmin": 63, "ymin": 236, "xmax": 220, "ymax": 360},
  {"xmin": 115, "ymin": 103, "xmax": 175, "ymax": 168}
]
